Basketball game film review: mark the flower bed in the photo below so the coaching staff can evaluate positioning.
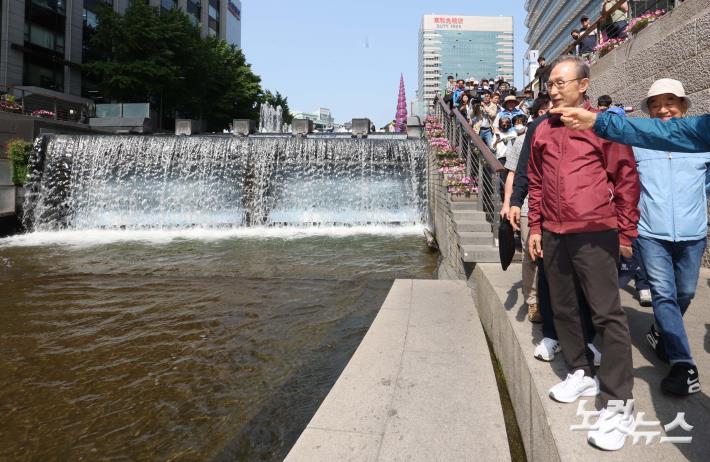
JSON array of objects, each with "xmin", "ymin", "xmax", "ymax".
[
  {"xmin": 593, "ymin": 38, "xmax": 626, "ymax": 58},
  {"xmin": 625, "ymin": 9, "xmax": 665, "ymax": 35},
  {"xmin": 0, "ymin": 95, "xmax": 22, "ymax": 113},
  {"xmin": 31, "ymin": 109, "xmax": 55, "ymax": 119},
  {"xmin": 426, "ymin": 112, "xmax": 480, "ymax": 200}
]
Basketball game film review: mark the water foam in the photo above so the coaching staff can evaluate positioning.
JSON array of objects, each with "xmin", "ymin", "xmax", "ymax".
[{"xmin": 0, "ymin": 225, "xmax": 427, "ymax": 248}]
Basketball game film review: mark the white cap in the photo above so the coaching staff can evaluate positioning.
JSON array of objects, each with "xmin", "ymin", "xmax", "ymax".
[{"xmin": 642, "ymin": 78, "xmax": 691, "ymax": 114}]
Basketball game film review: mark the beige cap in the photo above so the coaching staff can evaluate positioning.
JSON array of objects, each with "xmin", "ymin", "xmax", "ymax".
[
  {"xmin": 504, "ymin": 95, "xmax": 518, "ymax": 104},
  {"xmin": 642, "ymin": 78, "xmax": 691, "ymax": 114}
]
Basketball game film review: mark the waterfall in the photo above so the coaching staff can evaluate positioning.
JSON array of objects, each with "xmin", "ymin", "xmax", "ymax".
[
  {"xmin": 23, "ymin": 135, "xmax": 428, "ymax": 231},
  {"xmin": 259, "ymin": 104, "xmax": 284, "ymax": 133}
]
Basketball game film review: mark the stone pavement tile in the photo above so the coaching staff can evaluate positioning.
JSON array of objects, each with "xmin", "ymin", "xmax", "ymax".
[
  {"xmin": 305, "ymin": 286, "xmax": 410, "ymax": 435},
  {"xmin": 476, "ymin": 263, "xmax": 710, "ymax": 461},
  {"xmin": 404, "ymin": 280, "xmax": 486, "ymax": 355},
  {"xmin": 378, "ymin": 350, "xmax": 510, "ymax": 462},
  {"xmin": 283, "ymin": 427, "xmax": 381, "ymax": 462},
  {"xmin": 380, "ymin": 279, "xmax": 413, "ymax": 311}
]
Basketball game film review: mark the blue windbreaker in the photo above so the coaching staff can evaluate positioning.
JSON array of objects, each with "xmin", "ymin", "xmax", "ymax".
[
  {"xmin": 595, "ymin": 112, "xmax": 710, "ymax": 153},
  {"xmin": 633, "ymin": 147, "xmax": 710, "ymax": 241}
]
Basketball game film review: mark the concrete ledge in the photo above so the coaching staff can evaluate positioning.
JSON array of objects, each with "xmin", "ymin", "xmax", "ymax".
[
  {"xmin": 285, "ymin": 279, "xmax": 511, "ymax": 462},
  {"xmin": 0, "ymin": 185, "xmax": 15, "ymax": 216},
  {"xmin": 474, "ymin": 263, "xmax": 710, "ymax": 461}
]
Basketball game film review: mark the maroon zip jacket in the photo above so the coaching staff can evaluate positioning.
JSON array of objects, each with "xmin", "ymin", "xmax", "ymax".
[{"xmin": 527, "ymin": 114, "xmax": 640, "ymax": 246}]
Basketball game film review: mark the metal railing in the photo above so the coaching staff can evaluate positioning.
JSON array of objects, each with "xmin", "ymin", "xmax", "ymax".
[
  {"xmin": 0, "ymin": 84, "xmax": 94, "ymax": 123},
  {"xmin": 433, "ymin": 95, "xmax": 506, "ymax": 236}
]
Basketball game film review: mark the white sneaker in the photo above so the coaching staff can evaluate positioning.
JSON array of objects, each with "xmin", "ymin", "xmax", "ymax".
[
  {"xmin": 534, "ymin": 337, "xmax": 561, "ymax": 361},
  {"xmin": 588, "ymin": 343, "xmax": 602, "ymax": 367},
  {"xmin": 638, "ymin": 289, "xmax": 652, "ymax": 307},
  {"xmin": 549, "ymin": 369, "xmax": 599, "ymax": 403},
  {"xmin": 588, "ymin": 407, "xmax": 636, "ymax": 451}
]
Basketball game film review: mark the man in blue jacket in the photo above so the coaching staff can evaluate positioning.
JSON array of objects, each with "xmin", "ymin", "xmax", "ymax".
[
  {"xmin": 549, "ymin": 106, "xmax": 710, "ymax": 152},
  {"xmin": 630, "ymin": 79, "xmax": 710, "ymax": 396}
]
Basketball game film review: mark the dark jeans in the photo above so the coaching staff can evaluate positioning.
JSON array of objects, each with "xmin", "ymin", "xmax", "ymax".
[
  {"xmin": 537, "ymin": 259, "xmax": 595, "ymax": 342},
  {"xmin": 636, "ymin": 236, "xmax": 707, "ymax": 365},
  {"xmin": 606, "ymin": 20, "xmax": 628, "ymax": 39},
  {"xmin": 543, "ymin": 230, "xmax": 634, "ymax": 403}
]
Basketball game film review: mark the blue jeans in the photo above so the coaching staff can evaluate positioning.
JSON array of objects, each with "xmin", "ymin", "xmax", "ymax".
[
  {"xmin": 633, "ymin": 238, "xmax": 650, "ymax": 291},
  {"xmin": 636, "ymin": 236, "xmax": 707, "ymax": 365},
  {"xmin": 480, "ymin": 127, "xmax": 493, "ymax": 149}
]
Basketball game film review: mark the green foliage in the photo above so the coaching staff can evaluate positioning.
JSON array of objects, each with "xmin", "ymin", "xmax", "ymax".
[
  {"xmin": 7, "ymin": 139, "xmax": 32, "ymax": 186},
  {"xmin": 263, "ymin": 90, "xmax": 293, "ymax": 124},
  {"xmin": 83, "ymin": 2, "xmax": 271, "ymax": 131}
]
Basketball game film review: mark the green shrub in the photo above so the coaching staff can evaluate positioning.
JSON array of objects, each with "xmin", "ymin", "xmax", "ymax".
[{"xmin": 7, "ymin": 139, "xmax": 32, "ymax": 186}]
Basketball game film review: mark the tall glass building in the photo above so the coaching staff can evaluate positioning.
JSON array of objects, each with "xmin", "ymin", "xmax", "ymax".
[
  {"xmin": 525, "ymin": 0, "xmax": 598, "ymax": 62},
  {"xmin": 415, "ymin": 15, "xmax": 513, "ymax": 118}
]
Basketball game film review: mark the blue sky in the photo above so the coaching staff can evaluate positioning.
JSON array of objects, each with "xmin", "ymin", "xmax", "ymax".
[{"xmin": 242, "ymin": 1, "xmax": 528, "ymax": 127}]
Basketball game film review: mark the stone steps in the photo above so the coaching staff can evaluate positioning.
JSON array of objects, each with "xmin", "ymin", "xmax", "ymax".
[
  {"xmin": 458, "ymin": 231, "xmax": 495, "ymax": 246},
  {"xmin": 285, "ymin": 280, "xmax": 511, "ymax": 462},
  {"xmin": 460, "ymin": 244, "xmax": 500, "ymax": 263},
  {"xmin": 454, "ymin": 220, "xmax": 491, "ymax": 233},
  {"xmin": 452, "ymin": 209, "xmax": 488, "ymax": 221},
  {"xmin": 448, "ymin": 201, "xmax": 480, "ymax": 211}
]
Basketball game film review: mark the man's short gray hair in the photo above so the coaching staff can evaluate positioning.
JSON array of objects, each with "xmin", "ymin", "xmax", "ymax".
[{"xmin": 549, "ymin": 55, "xmax": 590, "ymax": 80}]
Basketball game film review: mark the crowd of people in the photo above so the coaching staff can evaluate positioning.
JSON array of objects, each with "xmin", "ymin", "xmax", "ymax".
[{"xmin": 442, "ymin": 54, "xmax": 709, "ymax": 451}]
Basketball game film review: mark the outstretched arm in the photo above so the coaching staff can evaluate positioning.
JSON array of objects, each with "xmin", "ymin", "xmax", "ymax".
[{"xmin": 549, "ymin": 108, "xmax": 710, "ymax": 153}]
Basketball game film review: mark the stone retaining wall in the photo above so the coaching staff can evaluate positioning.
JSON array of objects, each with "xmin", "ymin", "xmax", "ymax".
[
  {"xmin": 588, "ymin": 0, "xmax": 710, "ymax": 267},
  {"xmin": 427, "ymin": 149, "xmax": 467, "ymax": 280}
]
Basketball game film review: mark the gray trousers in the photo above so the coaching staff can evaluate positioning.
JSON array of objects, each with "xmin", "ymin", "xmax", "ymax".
[
  {"xmin": 520, "ymin": 216, "xmax": 538, "ymax": 306},
  {"xmin": 543, "ymin": 230, "xmax": 633, "ymax": 404}
]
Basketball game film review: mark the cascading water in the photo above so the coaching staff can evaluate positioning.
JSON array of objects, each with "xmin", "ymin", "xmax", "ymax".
[
  {"xmin": 23, "ymin": 135, "xmax": 428, "ymax": 232},
  {"xmin": 259, "ymin": 104, "xmax": 283, "ymax": 133}
]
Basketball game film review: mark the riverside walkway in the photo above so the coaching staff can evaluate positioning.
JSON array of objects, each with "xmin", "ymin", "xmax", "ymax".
[{"xmin": 285, "ymin": 279, "xmax": 512, "ymax": 461}]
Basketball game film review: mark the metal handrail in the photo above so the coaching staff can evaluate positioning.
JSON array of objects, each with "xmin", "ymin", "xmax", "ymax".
[
  {"xmin": 432, "ymin": 94, "xmax": 505, "ymax": 237},
  {"xmin": 434, "ymin": 95, "xmax": 504, "ymax": 172},
  {"xmin": 561, "ymin": 0, "xmax": 628, "ymax": 56},
  {"xmin": 451, "ymin": 108, "xmax": 505, "ymax": 173}
]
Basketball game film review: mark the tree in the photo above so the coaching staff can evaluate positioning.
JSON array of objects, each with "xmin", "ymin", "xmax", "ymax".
[
  {"xmin": 199, "ymin": 38, "xmax": 263, "ymax": 129},
  {"xmin": 84, "ymin": 2, "xmax": 269, "ymax": 131}
]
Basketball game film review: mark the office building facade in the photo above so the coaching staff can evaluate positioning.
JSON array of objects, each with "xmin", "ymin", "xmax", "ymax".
[
  {"xmin": 0, "ymin": 0, "xmax": 241, "ymax": 99},
  {"xmin": 524, "ymin": 0, "xmax": 598, "ymax": 64},
  {"xmin": 415, "ymin": 14, "xmax": 514, "ymax": 117}
]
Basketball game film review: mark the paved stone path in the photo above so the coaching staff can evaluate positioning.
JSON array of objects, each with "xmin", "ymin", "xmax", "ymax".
[{"xmin": 285, "ymin": 279, "xmax": 511, "ymax": 462}]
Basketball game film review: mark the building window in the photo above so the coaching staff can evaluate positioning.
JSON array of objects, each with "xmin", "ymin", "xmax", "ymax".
[
  {"xmin": 161, "ymin": 0, "xmax": 176, "ymax": 13},
  {"xmin": 25, "ymin": 22, "xmax": 65, "ymax": 53},
  {"xmin": 31, "ymin": 0, "xmax": 66, "ymax": 16},
  {"xmin": 186, "ymin": 0, "xmax": 201, "ymax": 26},
  {"xmin": 208, "ymin": 0, "xmax": 219, "ymax": 34},
  {"xmin": 24, "ymin": 58, "xmax": 64, "ymax": 92},
  {"xmin": 83, "ymin": 8, "xmax": 98, "ymax": 29}
]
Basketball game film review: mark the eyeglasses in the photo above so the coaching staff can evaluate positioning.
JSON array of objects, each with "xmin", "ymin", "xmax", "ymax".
[{"xmin": 546, "ymin": 78, "xmax": 584, "ymax": 90}]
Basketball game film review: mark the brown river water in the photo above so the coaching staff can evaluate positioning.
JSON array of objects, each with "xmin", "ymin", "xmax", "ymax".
[{"xmin": 0, "ymin": 229, "xmax": 437, "ymax": 461}]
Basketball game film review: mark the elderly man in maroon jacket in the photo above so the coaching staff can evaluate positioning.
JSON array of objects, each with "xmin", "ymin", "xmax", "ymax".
[{"xmin": 527, "ymin": 56, "xmax": 640, "ymax": 451}]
